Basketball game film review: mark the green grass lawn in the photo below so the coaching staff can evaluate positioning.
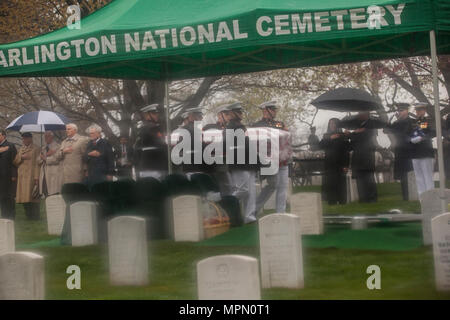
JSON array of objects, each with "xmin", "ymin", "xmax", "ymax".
[{"xmin": 11, "ymin": 182, "xmax": 450, "ymax": 300}]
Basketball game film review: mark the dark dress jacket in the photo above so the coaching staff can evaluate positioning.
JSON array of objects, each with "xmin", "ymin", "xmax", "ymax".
[
  {"xmin": 84, "ymin": 138, "xmax": 115, "ymax": 183},
  {"xmin": 134, "ymin": 120, "xmax": 168, "ymax": 172},
  {"xmin": 253, "ymin": 118, "xmax": 287, "ymax": 130},
  {"xmin": 0, "ymin": 140, "xmax": 17, "ymax": 197}
]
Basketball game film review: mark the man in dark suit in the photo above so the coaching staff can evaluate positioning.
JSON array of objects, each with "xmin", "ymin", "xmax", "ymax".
[
  {"xmin": 0, "ymin": 129, "xmax": 18, "ymax": 219},
  {"xmin": 115, "ymin": 135, "xmax": 134, "ymax": 179},
  {"xmin": 83, "ymin": 124, "xmax": 115, "ymax": 188},
  {"xmin": 346, "ymin": 112, "xmax": 386, "ymax": 203},
  {"xmin": 385, "ymin": 103, "xmax": 414, "ymax": 200}
]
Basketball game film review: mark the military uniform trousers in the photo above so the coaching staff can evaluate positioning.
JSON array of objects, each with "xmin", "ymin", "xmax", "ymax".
[
  {"xmin": 254, "ymin": 165, "xmax": 289, "ymax": 214},
  {"xmin": 229, "ymin": 169, "xmax": 256, "ymax": 224},
  {"xmin": 412, "ymin": 157, "xmax": 434, "ymax": 197}
]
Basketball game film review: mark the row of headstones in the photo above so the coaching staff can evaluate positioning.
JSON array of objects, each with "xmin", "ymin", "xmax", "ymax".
[
  {"xmin": 42, "ymin": 190, "xmax": 322, "ymax": 246},
  {"xmin": 0, "ymin": 213, "xmax": 302, "ymax": 300},
  {"xmin": 196, "ymin": 189, "xmax": 317, "ymax": 299},
  {"xmin": 41, "ymin": 171, "xmax": 422, "ymax": 239},
  {"xmin": 43, "ymin": 178, "xmax": 298, "ymax": 238},
  {"xmin": 2, "ymin": 189, "xmax": 450, "ymax": 299},
  {"xmin": 4, "ymin": 211, "xmax": 449, "ymax": 299},
  {"xmin": 172, "ymin": 192, "xmax": 323, "ymax": 242},
  {"xmin": 44, "ymin": 195, "xmax": 98, "ymax": 243},
  {"xmin": 0, "ymin": 215, "xmax": 148, "ymax": 299},
  {"xmin": 42, "ymin": 197, "xmax": 98, "ymax": 246}
]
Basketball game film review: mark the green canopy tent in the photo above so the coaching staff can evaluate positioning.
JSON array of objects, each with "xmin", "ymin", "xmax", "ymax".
[{"xmin": 1, "ymin": 0, "xmax": 450, "ymax": 209}]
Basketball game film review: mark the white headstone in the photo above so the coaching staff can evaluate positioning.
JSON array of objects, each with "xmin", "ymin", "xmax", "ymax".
[
  {"xmin": 376, "ymin": 172, "xmax": 384, "ymax": 184},
  {"xmin": 421, "ymin": 189, "xmax": 450, "ymax": 245},
  {"xmin": 108, "ymin": 216, "xmax": 148, "ymax": 286},
  {"xmin": 311, "ymin": 175, "xmax": 323, "ymax": 186},
  {"xmin": 346, "ymin": 171, "xmax": 359, "ymax": 203},
  {"xmin": 287, "ymin": 177, "xmax": 293, "ymax": 200},
  {"xmin": 254, "ymin": 182, "xmax": 262, "ymax": 214},
  {"xmin": 172, "ymin": 195, "xmax": 204, "ymax": 242},
  {"xmin": 0, "ymin": 219, "xmax": 15, "ymax": 255},
  {"xmin": 432, "ymin": 212, "xmax": 450, "ymax": 291},
  {"xmin": 262, "ymin": 179, "xmax": 276, "ymax": 210},
  {"xmin": 290, "ymin": 192, "xmax": 323, "ymax": 234},
  {"xmin": 407, "ymin": 171, "xmax": 419, "ymax": 201},
  {"xmin": 255, "ymin": 181, "xmax": 262, "ymax": 194},
  {"xmin": 197, "ymin": 255, "xmax": 261, "ymax": 300},
  {"xmin": 0, "ymin": 252, "xmax": 45, "ymax": 300},
  {"xmin": 45, "ymin": 195, "xmax": 66, "ymax": 236},
  {"xmin": 351, "ymin": 216, "xmax": 368, "ymax": 230},
  {"xmin": 285, "ymin": 178, "xmax": 293, "ymax": 209},
  {"xmin": 259, "ymin": 214, "xmax": 304, "ymax": 288},
  {"xmin": 70, "ymin": 201, "xmax": 98, "ymax": 246}
]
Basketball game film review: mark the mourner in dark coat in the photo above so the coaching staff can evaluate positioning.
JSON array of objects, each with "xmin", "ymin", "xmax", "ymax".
[
  {"xmin": 384, "ymin": 103, "xmax": 414, "ymax": 200},
  {"xmin": 319, "ymin": 118, "xmax": 351, "ymax": 205},
  {"xmin": 83, "ymin": 125, "xmax": 115, "ymax": 188},
  {"xmin": 345, "ymin": 112, "xmax": 386, "ymax": 203},
  {"xmin": 0, "ymin": 130, "xmax": 18, "ymax": 219},
  {"xmin": 134, "ymin": 104, "xmax": 168, "ymax": 181}
]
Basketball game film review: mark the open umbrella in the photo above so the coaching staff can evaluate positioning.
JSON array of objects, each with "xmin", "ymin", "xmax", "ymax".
[
  {"xmin": 311, "ymin": 88, "xmax": 382, "ymax": 112},
  {"xmin": 6, "ymin": 110, "xmax": 70, "ymax": 148},
  {"xmin": 6, "ymin": 111, "xmax": 70, "ymax": 132}
]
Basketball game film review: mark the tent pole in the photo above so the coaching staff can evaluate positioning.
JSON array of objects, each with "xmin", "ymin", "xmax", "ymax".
[
  {"xmin": 165, "ymin": 81, "xmax": 172, "ymax": 175},
  {"xmin": 429, "ymin": 30, "xmax": 446, "ymax": 213}
]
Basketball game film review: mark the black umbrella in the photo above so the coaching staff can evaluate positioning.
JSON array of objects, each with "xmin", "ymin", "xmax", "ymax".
[{"xmin": 311, "ymin": 88, "xmax": 382, "ymax": 112}]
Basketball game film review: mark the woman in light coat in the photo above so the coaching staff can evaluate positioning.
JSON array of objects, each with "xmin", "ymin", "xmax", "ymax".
[
  {"xmin": 13, "ymin": 132, "xmax": 40, "ymax": 220},
  {"xmin": 38, "ymin": 131, "xmax": 63, "ymax": 196}
]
